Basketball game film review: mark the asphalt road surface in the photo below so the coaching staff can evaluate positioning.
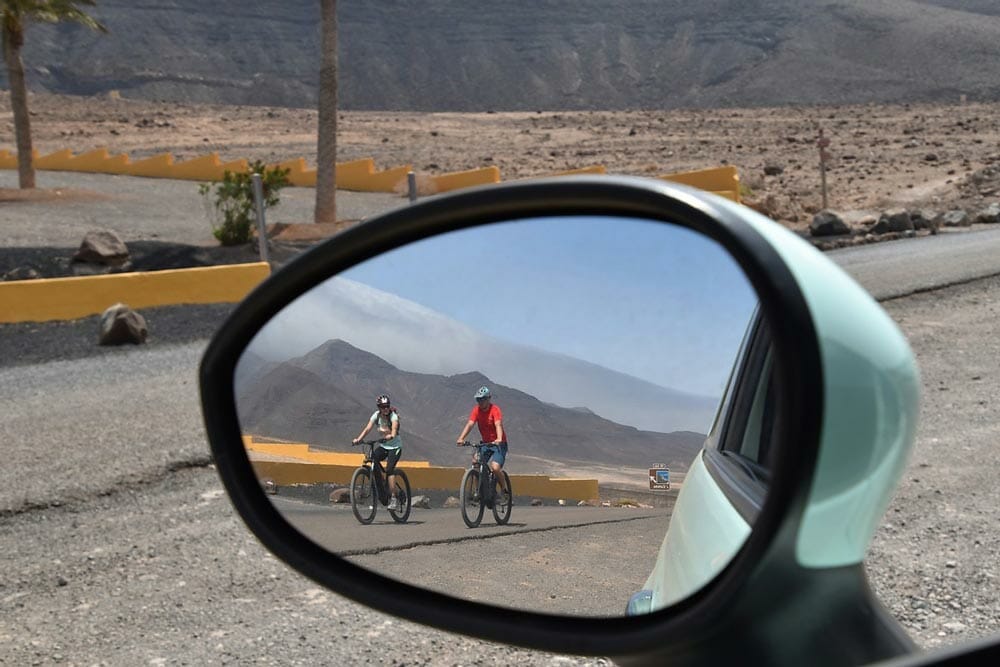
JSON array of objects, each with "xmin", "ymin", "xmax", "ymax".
[
  {"xmin": 275, "ymin": 499, "xmax": 668, "ymax": 617},
  {"xmin": 3, "ymin": 174, "xmax": 1000, "ymax": 663}
]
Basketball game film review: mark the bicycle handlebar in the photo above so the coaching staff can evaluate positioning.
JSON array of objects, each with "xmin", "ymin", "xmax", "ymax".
[{"xmin": 353, "ymin": 438, "xmax": 387, "ymax": 447}]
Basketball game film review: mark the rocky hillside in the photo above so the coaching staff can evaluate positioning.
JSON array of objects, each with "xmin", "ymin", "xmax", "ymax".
[
  {"xmin": 236, "ymin": 340, "xmax": 705, "ymax": 472},
  {"xmin": 6, "ymin": 0, "xmax": 1000, "ymax": 110}
]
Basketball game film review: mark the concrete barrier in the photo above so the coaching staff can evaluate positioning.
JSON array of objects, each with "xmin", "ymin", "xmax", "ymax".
[
  {"xmin": 0, "ymin": 262, "xmax": 270, "ymax": 324},
  {"xmin": 431, "ymin": 166, "xmax": 501, "ymax": 193},
  {"xmin": 3, "ymin": 147, "xmax": 739, "ymax": 202},
  {"xmin": 659, "ymin": 165, "xmax": 741, "ymax": 202},
  {"xmin": 244, "ymin": 435, "xmax": 598, "ymax": 502}
]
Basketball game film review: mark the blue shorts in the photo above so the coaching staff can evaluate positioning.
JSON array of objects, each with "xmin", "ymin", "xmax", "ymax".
[{"xmin": 482, "ymin": 443, "xmax": 508, "ymax": 468}]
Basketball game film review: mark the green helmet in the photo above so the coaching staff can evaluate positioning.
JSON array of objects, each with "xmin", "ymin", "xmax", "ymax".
[{"xmin": 474, "ymin": 386, "xmax": 491, "ymax": 400}]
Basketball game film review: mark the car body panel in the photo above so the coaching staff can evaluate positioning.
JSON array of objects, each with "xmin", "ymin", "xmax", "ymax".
[
  {"xmin": 640, "ymin": 452, "xmax": 752, "ymax": 610},
  {"xmin": 707, "ymin": 198, "xmax": 921, "ymax": 568}
]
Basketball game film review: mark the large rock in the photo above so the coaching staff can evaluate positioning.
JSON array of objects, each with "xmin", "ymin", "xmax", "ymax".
[
  {"xmin": 873, "ymin": 208, "xmax": 914, "ymax": 234},
  {"xmin": 2, "ymin": 266, "xmax": 40, "ymax": 281},
  {"xmin": 410, "ymin": 495, "xmax": 432, "ymax": 509},
  {"xmin": 974, "ymin": 203, "xmax": 1000, "ymax": 224},
  {"xmin": 809, "ymin": 210, "xmax": 850, "ymax": 237},
  {"xmin": 938, "ymin": 209, "xmax": 971, "ymax": 227},
  {"xmin": 98, "ymin": 303, "xmax": 148, "ymax": 346},
  {"xmin": 329, "ymin": 488, "xmax": 350, "ymax": 503},
  {"xmin": 73, "ymin": 229, "xmax": 130, "ymax": 266}
]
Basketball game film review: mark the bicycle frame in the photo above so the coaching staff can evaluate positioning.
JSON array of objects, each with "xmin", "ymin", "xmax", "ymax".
[
  {"xmin": 465, "ymin": 442, "xmax": 499, "ymax": 503},
  {"xmin": 359, "ymin": 440, "xmax": 390, "ymax": 506}
]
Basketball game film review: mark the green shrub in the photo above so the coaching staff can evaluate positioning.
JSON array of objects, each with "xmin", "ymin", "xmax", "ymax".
[{"xmin": 199, "ymin": 160, "xmax": 291, "ymax": 246}]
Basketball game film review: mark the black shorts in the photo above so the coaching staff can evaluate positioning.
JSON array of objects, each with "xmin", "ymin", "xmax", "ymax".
[{"xmin": 372, "ymin": 445, "xmax": 402, "ymax": 474}]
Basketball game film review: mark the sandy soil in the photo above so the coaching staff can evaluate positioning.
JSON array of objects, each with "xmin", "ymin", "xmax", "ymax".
[{"xmin": 3, "ymin": 92, "xmax": 1000, "ymax": 236}]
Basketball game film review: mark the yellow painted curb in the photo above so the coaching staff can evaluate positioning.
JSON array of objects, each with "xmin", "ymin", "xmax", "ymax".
[{"xmin": 0, "ymin": 262, "xmax": 270, "ymax": 324}]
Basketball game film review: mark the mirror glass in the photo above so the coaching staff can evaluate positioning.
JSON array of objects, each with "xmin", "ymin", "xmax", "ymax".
[{"xmin": 234, "ymin": 215, "xmax": 762, "ymax": 617}]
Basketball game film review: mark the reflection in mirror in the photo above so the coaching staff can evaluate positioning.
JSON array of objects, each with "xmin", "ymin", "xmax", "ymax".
[{"xmin": 234, "ymin": 215, "xmax": 760, "ymax": 617}]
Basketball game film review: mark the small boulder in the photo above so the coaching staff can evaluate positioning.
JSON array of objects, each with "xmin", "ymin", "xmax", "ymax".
[
  {"xmin": 938, "ymin": 209, "xmax": 971, "ymax": 227},
  {"xmin": 73, "ymin": 229, "xmax": 130, "ymax": 266},
  {"xmin": 329, "ymin": 488, "xmax": 350, "ymax": 503},
  {"xmin": 410, "ymin": 495, "xmax": 432, "ymax": 509},
  {"xmin": 530, "ymin": 499, "xmax": 544, "ymax": 507},
  {"xmin": 443, "ymin": 496, "xmax": 461, "ymax": 508},
  {"xmin": 873, "ymin": 208, "xmax": 914, "ymax": 234},
  {"xmin": 262, "ymin": 479, "xmax": 278, "ymax": 495},
  {"xmin": 809, "ymin": 210, "xmax": 850, "ymax": 237},
  {"xmin": 2, "ymin": 266, "xmax": 40, "ymax": 281},
  {"xmin": 911, "ymin": 209, "xmax": 939, "ymax": 232},
  {"xmin": 98, "ymin": 303, "xmax": 148, "ymax": 346},
  {"xmin": 974, "ymin": 203, "xmax": 1000, "ymax": 224}
]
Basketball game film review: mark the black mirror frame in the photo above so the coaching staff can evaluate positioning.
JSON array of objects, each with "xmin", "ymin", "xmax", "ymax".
[{"xmin": 200, "ymin": 176, "xmax": 824, "ymax": 658}]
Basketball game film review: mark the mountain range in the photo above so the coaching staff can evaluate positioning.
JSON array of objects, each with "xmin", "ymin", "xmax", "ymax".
[
  {"xmin": 236, "ymin": 339, "xmax": 705, "ymax": 474},
  {"xmin": 6, "ymin": 1, "xmax": 1000, "ymax": 110},
  {"xmin": 238, "ymin": 277, "xmax": 722, "ymax": 434}
]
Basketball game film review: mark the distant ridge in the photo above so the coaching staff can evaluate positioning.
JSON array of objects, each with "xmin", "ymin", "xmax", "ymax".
[
  {"xmin": 236, "ymin": 339, "xmax": 705, "ymax": 474},
  {"xmin": 7, "ymin": 1, "xmax": 1000, "ymax": 110}
]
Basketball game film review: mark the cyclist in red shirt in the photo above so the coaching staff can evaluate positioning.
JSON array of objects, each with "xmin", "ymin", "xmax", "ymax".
[{"xmin": 456, "ymin": 385, "xmax": 511, "ymax": 496}]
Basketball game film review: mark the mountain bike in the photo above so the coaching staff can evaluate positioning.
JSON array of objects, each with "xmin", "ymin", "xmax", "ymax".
[
  {"xmin": 458, "ymin": 441, "xmax": 512, "ymax": 528},
  {"xmin": 350, "ymin": 439, "xmax": 411, "ymax": 525}
]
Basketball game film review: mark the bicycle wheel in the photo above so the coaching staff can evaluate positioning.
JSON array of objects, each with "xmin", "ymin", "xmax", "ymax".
[
  {"xmin": 492, "ymin": 471, "xmax": 512, "ymax": 525},
  {"xmin": 350, "ymin": 466, "xmax": 377, "ymax": 525},
  {"xmin": 460, "ymin": 468, "xmax": 485, "ymax": 528},
  {"xmin": 389, "ymin": 470, "xmax": 412, "ymax": 524}
]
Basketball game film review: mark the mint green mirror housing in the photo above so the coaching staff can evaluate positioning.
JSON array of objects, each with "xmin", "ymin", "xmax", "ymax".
[{"xmin": 723, "ymin": 202, "xmax": 920, "ymax": 569}]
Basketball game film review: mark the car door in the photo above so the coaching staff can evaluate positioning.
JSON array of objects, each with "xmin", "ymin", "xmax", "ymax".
[{"xmin": 632, "ymin": 310, "xmax": 774, "ymax": 613}]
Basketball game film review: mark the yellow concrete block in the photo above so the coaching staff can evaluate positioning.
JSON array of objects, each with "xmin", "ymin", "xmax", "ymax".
[
  {"xmin": 126, "ymin": 153, "xmax": 175, "ymax": 178},
  {"xmin": 335, "ymin": 158, "xmax": 374, "ymax": 190},
  {"xmin": 220, "ymin": 159, "xmax": 250, "ymax": 177},
  {"xmin": 97, "ymin": 151, "xmax": 133, "ymax": 175},
  {"xmin": 659, "ymin": 165, "xmax": 741, "ymax": 202},
  {"xmin": 337, "ymin": 165, "xmax": 412, "ymax": 192},
  {"xmin": 432, "ymin": 166, "xmax": 501, "ymax": 193},
  {"xmin": 546, "ymin": 478, "xmax": 600, "ymax": 502},
  {"xmin": 403, "ymin": 466, "xmax": 466, "ymax": 490},
  {"xmin": 60, "ymin": 148, "xmax": 114, "ymax": 173},
  {"xmin": 363, "ymin": 165, "xmax": 413, "ymax": 192},
  {"xmin": 171, "ymin": 153, "xmax": 227, "ymax": 181},
  {"xmin": 0, "ymin": 262, "xmax": 271, "ymax": 324},
  {"xmin": 35, "ymin": 149, "xmax": 75, "ymax": 170},
  {"xmin": 251, "ymin": 461, "xmax": 356, "ymax": 486}
]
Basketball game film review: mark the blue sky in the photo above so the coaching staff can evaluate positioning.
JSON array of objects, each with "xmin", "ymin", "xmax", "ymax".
[{"xmin": 340, "ymin": 215, "xmax": 758, "ymax": 397}]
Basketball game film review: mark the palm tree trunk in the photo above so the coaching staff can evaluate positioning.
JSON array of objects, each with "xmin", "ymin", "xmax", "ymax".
[
  {"xmin": 314, "ymin": 0, "xmax": 337, "ymax": 223},
  {"xmin": 3, "ymin": 23, "xmax": 35, "ymax": 189}
]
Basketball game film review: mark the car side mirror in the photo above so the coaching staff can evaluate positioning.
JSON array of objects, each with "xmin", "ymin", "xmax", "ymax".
[{"xmin": 200, "ymin": 176, "xmax": 919, "ymax": 665}]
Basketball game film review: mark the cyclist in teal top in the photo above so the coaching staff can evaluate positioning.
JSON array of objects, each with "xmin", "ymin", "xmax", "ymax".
[{"xmin": 353, "ymin": 394, "xmax": 403, "ymax": 510}]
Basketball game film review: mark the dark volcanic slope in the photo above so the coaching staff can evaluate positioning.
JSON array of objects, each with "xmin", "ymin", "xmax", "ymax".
[
  {"xmin": 236, "ymin": 340, "xmax": 704, "ymax": 472},
  {"xmin": 7, "ymin": 1, "xmax": 1000, "ymax": 110}
]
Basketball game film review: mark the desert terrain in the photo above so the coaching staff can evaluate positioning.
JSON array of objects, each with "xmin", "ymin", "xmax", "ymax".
[{"xmin": 3, "ymin": 92, "xmax": 1000, "ymax": 238}]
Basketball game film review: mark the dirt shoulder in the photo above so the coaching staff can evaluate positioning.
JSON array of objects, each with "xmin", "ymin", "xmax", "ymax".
[{"xmin": 4, "ymin": 92, "xmax": 1000, "ymax": 233}]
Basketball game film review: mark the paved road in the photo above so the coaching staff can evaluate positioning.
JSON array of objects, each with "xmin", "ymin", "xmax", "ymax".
[
  {"xmin": 0, "ymin": 170, "xmax": 406, "ymax": 247},
  {"xmin": 3, "ymin": 178, "xmax": 1000, "ymax": 662},
  {"xmin": 830, "ymin": 227, "xmax": 1000, "ymax": 300}
]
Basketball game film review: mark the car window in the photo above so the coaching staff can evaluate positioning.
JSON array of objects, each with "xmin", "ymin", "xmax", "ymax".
[
  {"xmin": 736, "ymin": 349, "xmax": 774, "ymax": 467},
  {"xmin": 704, "ymin": 317, "xmax": 775, "ymax": 521}
]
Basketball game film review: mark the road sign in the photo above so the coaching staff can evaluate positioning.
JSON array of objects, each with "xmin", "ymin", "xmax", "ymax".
[{"xmin": 649, "ymin": 466, "xmax": 670, "ymax": 490}]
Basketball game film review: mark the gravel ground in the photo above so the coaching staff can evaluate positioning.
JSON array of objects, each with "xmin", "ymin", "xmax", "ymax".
[
  {"xmin": 3, "ymin": 173, "xmax": 1000, "ymax": 660},
  {"xmin": 865, "ymin": 274, "xmax": 1000, "ymax": 649}
]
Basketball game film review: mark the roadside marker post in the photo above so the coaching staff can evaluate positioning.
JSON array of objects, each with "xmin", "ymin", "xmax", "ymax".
[
  {"xmin": 817, "ymin": 128, "xmax": 831, "ymax": 210},
  {"xmin": 407, "ymin": 170, "xmax": 418, "ymax": 203},
  {"xmin": 251, "ymin": 173, "xmax": 271, "ymax": 264}
]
